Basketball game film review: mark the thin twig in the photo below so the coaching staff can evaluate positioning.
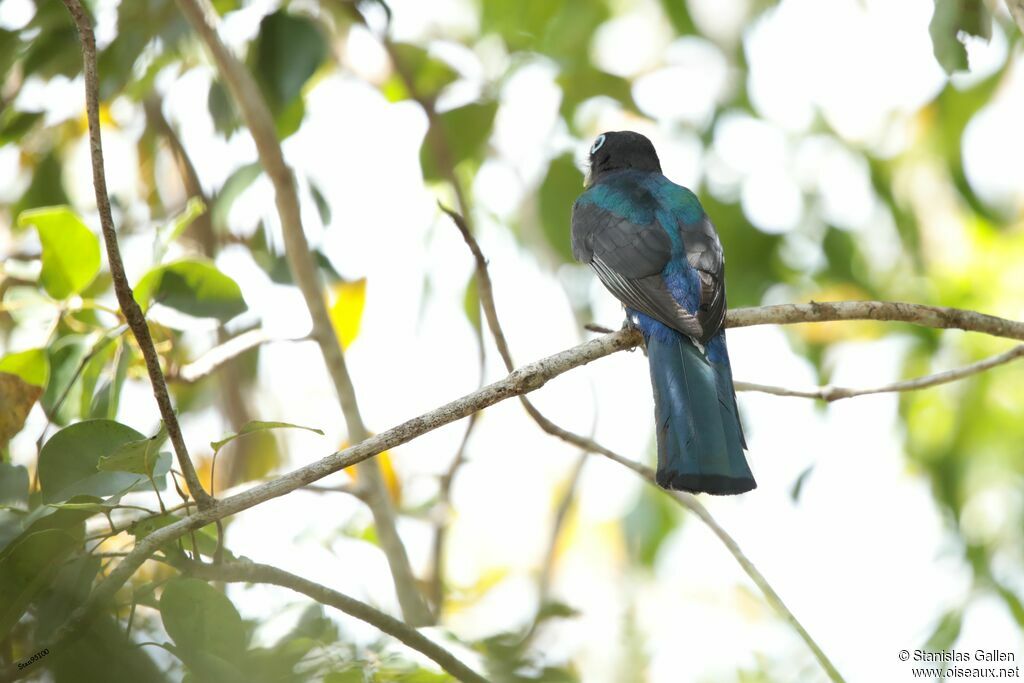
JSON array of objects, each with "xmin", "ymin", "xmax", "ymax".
[
  {"xmin": 178, "ymin": 559, "xmax": 488, "ymax": 683},
  {"xmin": 145, "ymin": 95, "xmax": 268, "ymax": 493},
  {"xmin": 60, "ymin": 0, "xmax": 212, "ymax": 509},
  {"xmin": 518, "ymin": 450, "xmax": 588, "ymax": 648},
  {"xmin": 428, "ymin": 297, "xmax": 489, "ymax": 615},
  {"xmin": 439, "ymin": 206, "xmax": 847, "ymax": 682},
  {"xmin": 537, "ymin": 452, "xmax": 587, "ymax": 610},
  {"xmin": 429, "ymin": 409, "xmax": 480, "ymax": 615},
  {"xmin": 169, "ymin": 329, "xmax": 309, "ymax": 383},
  {"xmin": 175, "ymin": 0, "xmax": 429, "ymax": 625},
  {"xmin": 733, "ymin": 344, "xmax": 1024, "ymax": 401}
]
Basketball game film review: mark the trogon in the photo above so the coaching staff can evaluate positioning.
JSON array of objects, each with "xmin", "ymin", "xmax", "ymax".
[{"xmin": 571, "ymin": 131, "xmax": 755, "ymax": 495}]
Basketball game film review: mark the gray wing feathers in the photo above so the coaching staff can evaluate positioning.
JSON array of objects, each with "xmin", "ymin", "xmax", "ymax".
[
  {"xmin": 590, "ymin": 256, "xmax": 704, "ymax": 338},
  {"xmin": 683, "ymin": 216, "xmax": 726, "ymax": 335},
  {"xmin": 571, "ymin": 201, "xmax": 669, "ymax": 278},
  {"xmin": 572, "ymin": 192, "xmax": 726, "ymax": 341}
]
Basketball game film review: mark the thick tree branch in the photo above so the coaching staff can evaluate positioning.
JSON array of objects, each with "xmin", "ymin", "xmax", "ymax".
[
  {"xmin": 734, "ymin": 343, "xmax": 1024, "ymax": 401},
  {"xmin": 15, "ymin": 297, "xmax": 1024, "ymax": 680},
  {"xmin": 175, "ymin": 0, "xmax": 430, "ymax": 624},
  {"xmin": 178, "ymin": 559, "xmax": 488, "ymax": 683},
  {"xmin": 727, "ymin": 301, "xmax": 1024, "ymax": 340},
  {"xmin": 441, "ymin": 207, "xmax": 846, "ymax": 681},
  {"xmin": 61, "ymin": 0, "xmax": 211, "ymax": 509}
]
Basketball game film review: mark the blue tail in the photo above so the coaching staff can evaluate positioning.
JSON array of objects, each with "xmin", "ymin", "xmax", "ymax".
[{"xmin": 645, "ymin": 327, "xmax": 755, "ymax": 495}]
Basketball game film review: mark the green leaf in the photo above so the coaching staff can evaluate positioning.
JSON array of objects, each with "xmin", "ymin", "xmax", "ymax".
[
  {"xmin": 310, "ymin": 179, "xmax": 331, "ymax": 226},
  {"xmin": 481, "ymin": 1, "xmax": 563, "ymax": 52},
  {"xmin": 622, "ymin": 485, "xmax": 680, "ymax": 568},
  {"xmin": 0, "ymin": 463, "xmax": 29, "ymax": 511},
  {"xmin": 46, "ymin": 500, "xmax": 123, "ymax": 514},
  {"xmin": 78, "ymin": 334, "xmax": 120, "ymax": 419},
  {"xmin": 251, "ymin": 11, "xmax": 326, "ymax": 136},
  {"xmin": 0, "ymin": 29, "xmax": 20, "ymax": 82},
  {"xmin": 535, "ymin": 600, "xmax": 581, "ymax": 623},
  {"xmin": 0, "ymin": 528, "xmax": 82, "ymax": 639},
  {"xmin": 157, "ymin": 197, "xmax": 207, "ymax": 262},
  {"xmin": 34, "ymin": 554, "xmax": 100, "ymax": 634},
  {"xmin": 790, "ymin": 464, "xmax": 814, "ymax": 502},
  {"xmin": 40, "ymin": 334, "xmax": 89, "ymax": 424},
  {"xmin": 0, "ymin": 110, "xmax": 43, "ymax": 147},
  {"xmin": 463, "ymin": 274, "xmax": 481, "ymax": 336},
  {"xmin": 161, "ymin": 578, "xmax": 247, "ymax": 664},
  {"xmin": 14, "ymin": 150, "xmax": 70, "ymax": 220},
  {"xmin": 38, "ymin": 419, "xmax": 169, "ymax": 503},
  {"xmin": 134, "ymin": 259, "xmax": 247, "ymax": 322},
  {"xmin": 211, "ymin": 420, "xmax": 324, "ymax": 453},
  {"xmin": 924, "ymin": 609, "xmax": 963, "ymax": 651},
  {"xmin": 420, "ymin": 101, "xmax": 498, "ymax": 181},
  {"xmin": 213, "ymin": 163, "xmax": 261, "ymax": 230},
  {"xmin": 0, "ymin": 348, "xmax": 49, "ymax": 388},
  {"xmin": 18, "ymin": 206, "xmax": 102, "ymax": 299},
  {"xmin": 659, "ymin": 0, "xmax": 697, "ymax": 35},
  {"xmin": 383, "ymin": 43, "xmax": 459, "ymax": 102},
  {"xmin": 557, "ymin": 66, "xmax": 636, "ymax": 121},
  {"xmin": 539, "ymin": 154, "xmax": 583, "ymax": 262},
  {"xmin": 929, "ymin": 0, "xmax": 991, "ymax": 74},
  {"xmin": 22, "ymin": 24, "xmax": 80, "ymax": 80},
  {"xmin": 90, "ymin": 338, "xmax": 132, "ymax": 420},
  {"xmin": 98, "ymin": 422, "xmax": 168, "ymax": 476},
  {"xmin": 1, "ymin": 494, "xmax": 98, "ymax": 556},
  {"xmin": 208, "ymin": 78, "xmax": 241, "ymax": 136}
]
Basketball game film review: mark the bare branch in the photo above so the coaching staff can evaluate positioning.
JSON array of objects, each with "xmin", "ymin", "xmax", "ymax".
[
  {"xmin": 667, "ymin": 485, "xmax": 845, "ymax": 683},
  {"xmin": 429, "ymin": 409, "xmax": 481, "ymax": 614},
  {"xmin": 21, "ymin": 320, "xmax": 638, "ymax": 679},
  {"xmin": 169, "ymin": 329, "xmax": 308, "ymax": 383},
  {"xmin": 20, "ymin": 292, "xmax": 1024, "ymax": 681},
  {"xmin": 61, "ymin": 0, "xmax": 211, "ymax": 509},
  {"xmin": 438, "ymin": 206, "xmax": 849, "ymax": 680},
  {"xmin": 175, "ymin": 0, "xmax": 430, "ymax": 624},
  {"xmin": 518, "ymin": 450, "xmax": 587, "ymax": 648},
  {"xmin": 525, "ymin": 418, "xmax": 847, "ymax": 682},
  {"xmin": 735, "ymin": 343, "xmax": 1024, "ymax": 401},
  {"xmin": 179, "ymin": 559, "xmax": 488, "ymax": 683},
  {"xmin": 727, "ymin": 301, "xmax": 1024, "ymax": 340}
]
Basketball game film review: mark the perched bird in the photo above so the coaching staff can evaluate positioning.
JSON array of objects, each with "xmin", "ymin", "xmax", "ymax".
[{"xmin": 571, "ymin": 131, "xmax": 755, "ymax": 495}]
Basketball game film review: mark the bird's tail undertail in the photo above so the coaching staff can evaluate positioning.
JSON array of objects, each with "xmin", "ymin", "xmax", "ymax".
[{"xmin": 646, "ymin": 331, "xmax": 755, "ymax": 495}]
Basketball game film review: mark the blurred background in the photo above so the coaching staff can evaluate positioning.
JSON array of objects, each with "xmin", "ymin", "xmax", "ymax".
[{"xmin": 2, "ymin": 0, "xmax": 1024, "ymax": 681}]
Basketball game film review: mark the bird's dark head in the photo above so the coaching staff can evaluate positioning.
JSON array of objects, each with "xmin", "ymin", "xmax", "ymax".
[{"xmin": 585, "ymin": 130, "xmax": 662, "ymax": 187}]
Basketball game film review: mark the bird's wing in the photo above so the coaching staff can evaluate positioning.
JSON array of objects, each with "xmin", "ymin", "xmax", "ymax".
[
  {"xmin": 571, "ymin": 186, "xmax": 705, "ymax": 340},
  {"xmin": 679, "ymin": 213, "xmax": 726, "ymax": 337}
]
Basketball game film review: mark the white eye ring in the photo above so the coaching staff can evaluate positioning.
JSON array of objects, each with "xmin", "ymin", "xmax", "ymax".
[{"xmin": 590, "ymin": 134, "xmax": 606, "ymax": 155}]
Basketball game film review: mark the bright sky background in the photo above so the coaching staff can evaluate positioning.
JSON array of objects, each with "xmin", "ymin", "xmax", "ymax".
[{"xmin": 3, "ymin": 0, "xmax": 1024, "ymax": 680}]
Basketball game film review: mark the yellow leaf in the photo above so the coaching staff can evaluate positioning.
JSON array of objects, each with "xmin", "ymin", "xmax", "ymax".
[
  {"xmin": 328, "ymin": 278, "xmax": 367, "ymax": 349},
  {"xmin": 195, "ymin": 455, "xmax": 215, "ymax": 493},
  {"xmin": 0, "ymin": 372, "xmax": 43, "ymax": 451},
  {"xmin": 344, "ymin": 442, "xmax": 401, "ymax": 505}
]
